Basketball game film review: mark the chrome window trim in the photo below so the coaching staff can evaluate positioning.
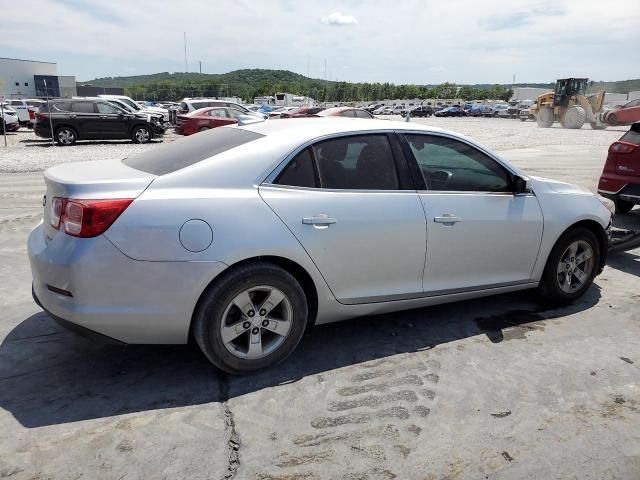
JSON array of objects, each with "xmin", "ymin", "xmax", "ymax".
[{"xmin": 261, "ymin": 129, "xmax": 399, "ymax": 187}]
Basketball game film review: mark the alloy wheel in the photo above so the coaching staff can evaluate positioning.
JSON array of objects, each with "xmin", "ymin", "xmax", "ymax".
[
  {"xmin": 135, "ymin": 128, "xmax": 150, "ymax": 143},
  {"xmin": 219, "ymin": 285, "xmax": 293, "ymax": 359},
  {"xmin": 57, "ymin": 128, "xmax": 75, "ymax": 145},
  {"xmin": 556, "ymin": 240, "xmax": 594, "ymax": 294}
]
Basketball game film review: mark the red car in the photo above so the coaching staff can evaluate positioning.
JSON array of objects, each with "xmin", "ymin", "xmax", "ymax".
[
  {"xmin": 175, "ymin": 107, "xmax": 241, "ymax": 135},
  {"xmin": 598, "ymin": 122, "xmax": 640, "ymax": 213},
  {"xmin": 280, "ymin": 106, "xmax": 325, "ymax": 118},
  {"xmin": 602, "ymin": 99, "xmax": 640, "ymax": 127},
  {"xmin": 316, "ymin": 107, "xmax": 374, "ymax": 119}
]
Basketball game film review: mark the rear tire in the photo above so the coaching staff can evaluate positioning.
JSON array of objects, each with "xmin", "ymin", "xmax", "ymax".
[
  {"xmin": 132, "ymin": 125, "xmax": 152, "ymax": 144},
  {"xmin": 55, "ymin": 126, "xmax": 77, "ymax": 146},
  {"xmin": 192, "ymin": 262, "xmax": 308, "ymax": 375},
  {"xmin": 536, "ymin": 106, "xmax": 554, "ymax": 128},
  {"xmin": 615, "ymin": 198, "xmax": 634, "ymax": 214},
  {"xmin": 537, "ymin": 227, "xmax": 600, "ymax": 306},
  {"xmin": 560, "ymin": 106, "xmax": 586, "ymax": 129},
  {"xmin": 198, "ymin": 126, "xmax": 210, "ymax": 132}
]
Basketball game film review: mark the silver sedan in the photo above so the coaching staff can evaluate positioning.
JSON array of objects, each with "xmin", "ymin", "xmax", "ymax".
[{"xmin": 29, "ymin": 118, "xmax": 612, "ymax": 373}]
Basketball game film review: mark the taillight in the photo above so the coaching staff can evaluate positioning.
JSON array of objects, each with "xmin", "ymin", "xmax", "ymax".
[
  {"xmin": 28, "ymin": 108, "xmax": 36, "ymax": 120},
  {"xmin": 50, "ymin": 197, "xmax": 64, "ymax": 228},
  {"xmin": 49, "ymin": 197, "xmax": 133, "ymax": 237},
  {"xmin": 609, "ymin": 141, "xmax": 637, "ymax": 154}
]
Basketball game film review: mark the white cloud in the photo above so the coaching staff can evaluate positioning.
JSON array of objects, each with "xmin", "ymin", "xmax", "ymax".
[{"xmin": 320, "ymin": 12, "xmax": 358, "ymax": 26}]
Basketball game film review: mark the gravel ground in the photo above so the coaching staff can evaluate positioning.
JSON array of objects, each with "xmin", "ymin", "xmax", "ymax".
[{"xmin": 0, "ymin": 118, "xmax": 628, "ymax": 173}]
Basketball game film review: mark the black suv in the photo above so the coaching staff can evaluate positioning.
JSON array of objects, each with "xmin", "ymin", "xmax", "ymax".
[
  {"xmin": 34, "ymin": 99, "xmax": 165, "ymax": 146},
  {"xmin": 401, "ymin": 105, "xmax": 434, "ymax": 118}
]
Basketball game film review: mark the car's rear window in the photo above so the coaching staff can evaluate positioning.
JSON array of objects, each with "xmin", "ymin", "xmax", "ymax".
[
  {"xmin": 123, "ymin": 127, "xmax": 265, "ymax": 175},
  {"xmin": 621, "ymin": 124, "xmax": 640, "ymax": 145}
]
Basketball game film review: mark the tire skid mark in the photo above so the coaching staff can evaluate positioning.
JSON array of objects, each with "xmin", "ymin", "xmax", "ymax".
[
  {"xmin": 336, "ymin": 374, "xmax": 424, "ymax": 396},
  {"xmin": 311, "ymin": 406, "xmax": 412, "ymax": 429},
  {"xmin": 328, "ymin": 390, "xmax": 418, "ymax": 412}
]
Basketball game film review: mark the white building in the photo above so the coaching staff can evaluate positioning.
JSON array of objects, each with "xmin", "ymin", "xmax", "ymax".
[
  {"xmin": 510, "ymin": 87, "xmax": 551, "ymax": 102},
  {"xmin": 0, "ymin": 57, "xmax": 76, "ymax": 98}
]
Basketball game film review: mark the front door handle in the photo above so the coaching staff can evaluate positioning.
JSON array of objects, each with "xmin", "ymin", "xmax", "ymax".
[
  {"xmin": 302, "ymin": 215, "xmax": 337, "ymax": 226},
  {"xmin": 434, "ymin": 214, "xmax": 462, "ymax": 225},
  {"xmin": 99, "ymin": 115, "xmax": 108, "ymax": 119}
]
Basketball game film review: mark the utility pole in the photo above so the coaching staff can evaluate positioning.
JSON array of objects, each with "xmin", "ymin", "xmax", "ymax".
[
  {"xmin": 43, "ymin": 79, "xmax": 55, "ymax": 146},
  {"xmin": 184, "ymin": 32, "xmax": 188, "ymax": 72},
  {"xmin": 307, "ymin": 57, "xmax": 310, "ymax": 78},
  {"xmin": 324, "ymin": 57, "xmax": 327, "ymax": 101},
  {"xmin": 199, "ymin": 60, "xmax": 202, "ymax": 74}
]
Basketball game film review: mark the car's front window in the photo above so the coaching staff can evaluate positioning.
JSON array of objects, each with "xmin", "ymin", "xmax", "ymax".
[
  {"xmin": 97, "ymin": 102, "xmax": 122, "ymax": 114},
  {"xmin": 404, "ymin": 134, "xmax": 512, "ymax": 192}
]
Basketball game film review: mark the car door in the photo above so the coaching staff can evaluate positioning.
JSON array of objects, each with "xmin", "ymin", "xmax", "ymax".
[
  {"xmin": 400, "ymin": 133, "xmax": 543, "ymax": 294},
  {"xmin": 69, "ymin": 101, "xmax": 99, "ymax": 138},
  {"xmin": 260, "ymin": 133, "xmax": 427, "ymax": 304},
  {"xmin": 96, "ymin": 102, "xmax": 130, "ymax": 137}
]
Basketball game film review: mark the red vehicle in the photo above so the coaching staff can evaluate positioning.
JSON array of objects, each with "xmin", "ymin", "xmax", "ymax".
[
  {"xmin": 602, "ymin": 99, "xmax": 640, "ymax": 126},
  {"xmin": 598, "ymin": 122, "xmax": 640, "ymax": 213},
  {"xmin": 316, "ymin": 107, "xmax": 374, "ymax": 119},
  {"xmin": 175, "ymin": 107, "xmax": 241, "ymax": 135},
  {"xmin": 280, "ymin": 106, "xmax": 325, "ymax": 118}
]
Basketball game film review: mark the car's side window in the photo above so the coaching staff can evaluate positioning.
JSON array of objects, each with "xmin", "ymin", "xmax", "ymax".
[
  {"xmin": 312, "ymin": 135, "xmax": 400, "ymax": 190},
  {"xmin": 274, "ymin": 148, "xmax": 318, "ymax": 188},
  {"xmin": 208, "ymin": 108, "xmax": 227, "ymax": 118},
  {"xmin": 404, "ymin": 134, "xmax": 512, "ymax": 192},
  {"xmin": 97, "ymin": 103, "xmax": 121, "ymax": 114},
  {"xmin": 71, "ymin": 102, "xmax": 96, "ymax": 114}
]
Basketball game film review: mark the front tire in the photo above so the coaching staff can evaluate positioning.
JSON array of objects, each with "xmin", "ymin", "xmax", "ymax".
[
  {"xmin": 55, "ymin": 126, "xmax": 77, "ymax": 146},
  {"xmin": 132, "ymin": 125, "xmax": 152, "ymax": 144},
  {"xmin": 193, "ymin": 262, "xmax": 308, "ymax": 374},
  {"xmin": 608, "ymin": 114, "xmax": 618, "ymax": 127},
  {"xmin": 560, "ymin": 106, "xmax": 586, "ymax": 129},
  {"xmin": 537, "ymin": 227, "xmax": 600, "ymax": 305}
]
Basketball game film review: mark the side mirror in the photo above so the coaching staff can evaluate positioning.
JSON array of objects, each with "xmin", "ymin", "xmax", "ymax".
[{"xmin": 513, "ymin": 175, "xmax": 531, "ymax": 194}]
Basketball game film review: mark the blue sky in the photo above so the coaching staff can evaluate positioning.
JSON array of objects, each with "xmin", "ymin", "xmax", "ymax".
[{"xmin": 1, "ymin": 0, "xmax": 638, "ymax": 84}]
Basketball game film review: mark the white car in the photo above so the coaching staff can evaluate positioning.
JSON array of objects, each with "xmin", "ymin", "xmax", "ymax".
[
  {"xmin": 29, "ymin": 118, "xmax": 611, "ymax": 374},
  {"xmin": 1, "ymin": 105, "xmax": 20, "ymax": 132},
  {"xmin": 2, "ymin": 99, "xmax": 44, "ymax": 126},
  {"xmin": 98, "ymin": 95, "xmax": 169, "ymax": 122}
]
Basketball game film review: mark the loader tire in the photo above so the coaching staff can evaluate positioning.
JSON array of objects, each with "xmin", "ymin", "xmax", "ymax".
[
  {"xmin": 536, "ymin": 106, "xmax": 554, "ymax": 128},
  {"xmin": 560, "ymin": 106, "xmax": 586, "ymax": 129}
]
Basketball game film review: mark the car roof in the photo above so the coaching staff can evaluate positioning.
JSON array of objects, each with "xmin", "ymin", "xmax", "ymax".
[{"xmin": 239, "ymin": 117, "xmax": 456, "ymax": 141}]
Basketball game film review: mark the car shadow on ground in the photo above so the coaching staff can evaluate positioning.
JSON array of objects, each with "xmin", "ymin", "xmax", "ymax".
[{"xmin": 0, "ymin": 286, "xmax": 602, "ymax": 428}]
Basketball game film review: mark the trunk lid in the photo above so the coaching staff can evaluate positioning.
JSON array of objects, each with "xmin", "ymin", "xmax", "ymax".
[{"xmin": 42, "ymin": 159, "xmax": 156, "ymax": 239}]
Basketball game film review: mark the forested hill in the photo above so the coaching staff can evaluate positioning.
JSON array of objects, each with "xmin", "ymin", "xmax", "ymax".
[{"xmin": 79, "ymin": 69, "xmax": 639, "ymax": 102}]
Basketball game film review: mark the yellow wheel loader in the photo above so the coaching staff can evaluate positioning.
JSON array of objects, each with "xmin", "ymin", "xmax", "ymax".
[{"xmin": 530, "ymin": 78, "xmax": 607, "ymax": 130}]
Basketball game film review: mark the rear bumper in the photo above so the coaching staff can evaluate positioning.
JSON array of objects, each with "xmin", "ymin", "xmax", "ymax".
[
  {"xmin": 28, "ymin": 222, "xmax": 227, "ymax": 344},
  {"xmin": 598, "ymin": 182, "xmax": 640, "ymax": 204}
]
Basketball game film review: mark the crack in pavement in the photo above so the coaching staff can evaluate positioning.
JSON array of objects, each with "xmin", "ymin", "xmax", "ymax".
[{"xmin": 221, "ymin": 375, "xmax": 240, "ymax": 480}]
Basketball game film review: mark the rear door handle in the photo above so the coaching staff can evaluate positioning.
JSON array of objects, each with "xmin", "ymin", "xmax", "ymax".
[
  {"xmin": 99, "ymin": 115, "xmax": 108, "ymax": 119},
  {"xmin": 302, "ymin": 215, "xmax": 337, "ymax": 226},
  {"xmin": 434, "ymin": 214, "xmax": 462, "ymax": 225}
]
